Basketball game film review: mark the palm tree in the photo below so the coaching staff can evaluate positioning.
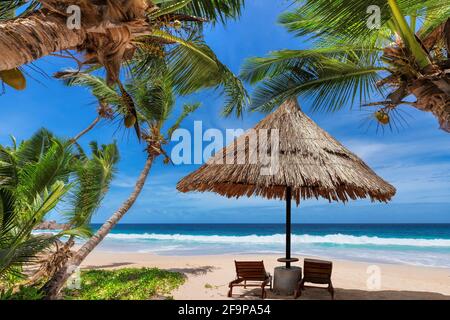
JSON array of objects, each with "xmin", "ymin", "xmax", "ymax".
[
  {"xmin": 0, "ymin": 0, "xmax": 245, "ymax": 89},
  {"xmin": 0, "ymin": 0, "xmax": 247, "ymax": 297},
  {"xmin": 41, "ymin": 69, "xmax": 202, "ymax": 298},
  {"xmin": 240, "ymin": 0, "xmax": 450, "ymax": 132},
  {"xmin": 40, "ymin": 17, "xmax": 249, "ymax": 294},
  {"xmin": 1, "ymin": 0, "xmax": 247, "ymax": 152},
  {"xmin": 28, "ymin": 142, "xmax": 120, "ymax": 284},
  {"xmin": 0, "ymin": 129, "xmax": 119, "ymax": 285},
  {"xmin": 0, "ymin": 129, "xmax": 73, "ymax": 283}
]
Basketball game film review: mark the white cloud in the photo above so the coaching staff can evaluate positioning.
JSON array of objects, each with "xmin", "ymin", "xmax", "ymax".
[{"xmin": 344, "ymin": 139, "xmax": 450, "ymax": 165}]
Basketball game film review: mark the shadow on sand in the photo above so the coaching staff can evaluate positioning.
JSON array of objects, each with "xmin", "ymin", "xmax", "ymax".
[
  {"xmin": 168, "ymin": 266, "xmax": 216, "ymax": 276},
  {"xmin": 231, "ymin": 287, "xmax": 450, "ymax": 300},
  {"xmin": 82, "ymin": 262, "xmax": 134, "ymax": 269}
]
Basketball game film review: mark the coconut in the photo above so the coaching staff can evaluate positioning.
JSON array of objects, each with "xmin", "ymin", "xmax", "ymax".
[
  {"xmin": 375, "ymin": 110, "xmax": 390, "ymax": 125},
  {"xmin": 124, "ymin": 114, "xmax": 137, "ymax": 128},
  {"xmin": 173, "ymin": 20, "xmax": 182, "ymax": 29},
  {"xmin": 0, "ymin": 68, "xmax": 26, "ymax": 90}
]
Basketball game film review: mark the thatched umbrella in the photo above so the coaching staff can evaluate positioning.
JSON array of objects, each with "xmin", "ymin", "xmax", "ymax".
[{"xmin": 177, "ymin": 98, "xmax": 396, "ymax": 267}]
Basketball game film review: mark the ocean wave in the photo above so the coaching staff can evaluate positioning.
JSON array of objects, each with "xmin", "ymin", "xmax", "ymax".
[{"xmin": 106, "ymin": 233, "xmax": 450, "ymax": 248}]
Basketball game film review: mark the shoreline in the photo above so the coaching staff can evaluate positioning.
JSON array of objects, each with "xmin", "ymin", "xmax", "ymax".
[
  {"xmin": 80, "ymin": 250, "xmax": 450, "ymax": 300},
  {"xmin": 79, "ymin": 223, "xmax": 450, "ymax": 270}
]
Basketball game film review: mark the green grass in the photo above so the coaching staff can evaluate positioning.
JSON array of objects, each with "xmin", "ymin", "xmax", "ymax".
[
  {"xmin": 204, "ymin": 283, "xmax": 218, "ymax": 289},
  {"xmin": 64, "ymin": 268, "xmax": 185, "ymax": 300}
]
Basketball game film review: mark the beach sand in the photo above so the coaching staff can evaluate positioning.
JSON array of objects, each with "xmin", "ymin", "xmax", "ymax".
[{"xmin": 80, "ymin": 251, "xmax": 450, "ymax": 300}]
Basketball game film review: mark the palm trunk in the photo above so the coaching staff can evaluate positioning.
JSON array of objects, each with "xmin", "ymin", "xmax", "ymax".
[
  {"xmin": 0, "ymin": 12, "xmax": 86, "ymax": 71},
  {"xmin": 27, "ymin": 236, "xmax": 76, "ymax": 285},
  {"xmin": 42, "ymin": 155, "xmax": 155, "ymax": 299},
  {"xmin": 411, "ymin": 81, "xmax": 450, "ymax": 132},
  {"xmin": 69, "ymin": 116, "xmax": 101, "ymax": 144},
  {"xmin": 382, "ymin": 16, "xmax": 450, "ymax": 133},
  {"xmin": 0, "ymin": 0, "xmax": 154, "ymax": 72}
]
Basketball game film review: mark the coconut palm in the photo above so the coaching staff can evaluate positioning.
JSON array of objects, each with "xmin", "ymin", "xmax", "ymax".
[
  {"xmin": 240, "ymin": 0, "xmax": 450, "ymax": 132},
  {"xmin": 0, "ymin": 129, "xmax": 74, "ymax": 283},
  {"xmin": 0, "ymin": 129, "xmax": 119, "ymax": 285},
  {"xmin": 0, "ymin": 0, "xmax": 245, "ymax": 91},
  {"xmin": 41, "ymin": 68, "xmax": 202, "ymax": 298},
  {"xmin": 39, "ymin": 1, "xmax": 248, "ymax": 294},
  {"xmin": 40, "ymin": 18, "xmax": 249, "ymax": 293},
  {"xmin": 1, "ymin": 0, "xmax": 247, "ymax": 144},
  {"xmin": 35, "ymin": 1, "xmax": 248, "ymax": 140},
  {"xmin": 28, "ymin": 141, "xmax": 120, "ymax": 284}
]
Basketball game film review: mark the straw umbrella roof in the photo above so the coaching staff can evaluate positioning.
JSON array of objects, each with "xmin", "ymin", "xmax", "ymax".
[{"xmin": 177, "ymin": 99, "xmax": 396, "ymax": 205}]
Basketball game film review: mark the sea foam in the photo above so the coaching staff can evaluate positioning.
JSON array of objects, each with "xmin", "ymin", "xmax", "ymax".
[{"xmin": 106, "ymin": 233, "xmax": 450, "ymax": 248}]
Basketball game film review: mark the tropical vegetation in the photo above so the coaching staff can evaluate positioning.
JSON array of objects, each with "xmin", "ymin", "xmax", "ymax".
[
  {"xmin": 0, "ymin": 129, "xmax": 119, "ymax": 290},
  {"xmin": 5, "ymin": 0, "xmax": 446, "ymax": 302},
  {"xmin": 42, "ymin": 60, "xmax": 204, "ymax": 297},
  {"xmin": 240, "ymin": 0, "xmax": 450, "ymax": 132},
  {"xmin": 64, "ymin": 268, "xmax": 185, "ymax": 300},
  {"xmin": 0, "ymin": 0, "xmax": 248, "ymax": 299}
]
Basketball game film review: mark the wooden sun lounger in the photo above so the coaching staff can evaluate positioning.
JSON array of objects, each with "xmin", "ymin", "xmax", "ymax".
[
  {"xmin": 295, "ymin": 258, "xmax": 334, "ymax": 299},
  {"xmin": 228, "ymin": 261, "xmax": 272, "ymax": 299}
]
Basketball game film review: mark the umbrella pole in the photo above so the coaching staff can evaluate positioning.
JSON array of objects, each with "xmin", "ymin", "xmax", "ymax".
[{"xmin": 286, "ymin": 187, "xmax": 292, "ymax": 268}]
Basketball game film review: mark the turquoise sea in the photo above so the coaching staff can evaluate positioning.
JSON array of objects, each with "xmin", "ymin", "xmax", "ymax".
[{"xmin": 88, "ymin": 224, "xmax": 450, "ymax": 268}]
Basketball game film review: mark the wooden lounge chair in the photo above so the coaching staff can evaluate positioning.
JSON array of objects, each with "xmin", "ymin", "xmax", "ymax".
[
  {"xmin": 295, "ymin": 258, "xmax": 334, "ymax": 299},
  {"xmin": 228, "ymin": 261, "xmax": 272, "ymax": 299}
]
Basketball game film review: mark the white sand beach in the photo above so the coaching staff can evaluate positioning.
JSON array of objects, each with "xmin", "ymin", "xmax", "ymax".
[{"xmin": 80, "ymin": 251, "xmax": 450, "ymax": 300}]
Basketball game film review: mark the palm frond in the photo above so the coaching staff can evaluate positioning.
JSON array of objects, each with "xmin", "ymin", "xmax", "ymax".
[
  {"xmin": 0, "ymin": 146, "xmax": 18, "ymax": 189},
  {"xmin": 241, "ymin": 47, "xmax": 383, "ymax": 84},
  {"xmin": 60, "ymin": 71, "xmax": 121, "ymax": 106},
  {"xmin": 0, "ymin": 235, "xmax": 55, "ymax": 280},
  {"xmin": 150, "ymin": 0, "xmax": 194, "ymax": 19},
  {"xmin": 279, "ymin": 0, "xmax": 393, "ymax": 45},
  {"xmin": 167, "ymin": 102, "xmax": 201, "ymax": 138},
  {"xmin": 155, "ymin": 0, "xmax": 244, "ymax": 24},
  {"xmin": 0, "ymin": 130, "xmax": 119, "ymax": 280},
  {"xmin": 15, "ymin": 128, "xmax": 53, "ymax": 166},
  {"xmin": 27, "ymin": 182, "xmax": 71, "ymax": 223},
  {"xmin": 127, "ymin": 74, "xmax": 176, "ymax": 125},
  {"xmin": 0, "ymin": 183, "xmax": 67, "ymax": 280},
  {"xmin": 65, "ymin": 142, "xmax": 119, "ymax": 234},
  {"xmin": 418, "ymin": 6, "xmax": 450, "ymax": 38},
  {"xmin": 0, "ymin": 0, "xmax": 39, "ymax": 21},
  {"xmin": 251, "ymin": 56, "xmax": 385, "ymax": 113},
  {"xmin": 59, "ymin": 225, "xmax": 93, "ymax": 239},
  {"xmin": 0, "ymin": 189, "xmax": 15, "ymax": 240},
  {"xmin": 280, "ymin": 0, "xmax": 447, "ymax": 46},
  {"xmin": 147, "ymin": 31, "xmax": 248, "ymax": 116},
  {"xmin": 16, "ymin": 140, "xmax": 73, "ymax": 205}
]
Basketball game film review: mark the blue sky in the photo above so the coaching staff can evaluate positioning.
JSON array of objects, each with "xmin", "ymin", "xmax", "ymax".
[{"xmin": 1, "ymin": 0, "xmax": 449, "ymax": 223}]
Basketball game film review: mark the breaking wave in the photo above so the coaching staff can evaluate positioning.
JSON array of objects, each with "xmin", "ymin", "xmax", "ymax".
[{"xmin": 106, "ymin": 233, "xmax": 450, "ymax": 248}]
